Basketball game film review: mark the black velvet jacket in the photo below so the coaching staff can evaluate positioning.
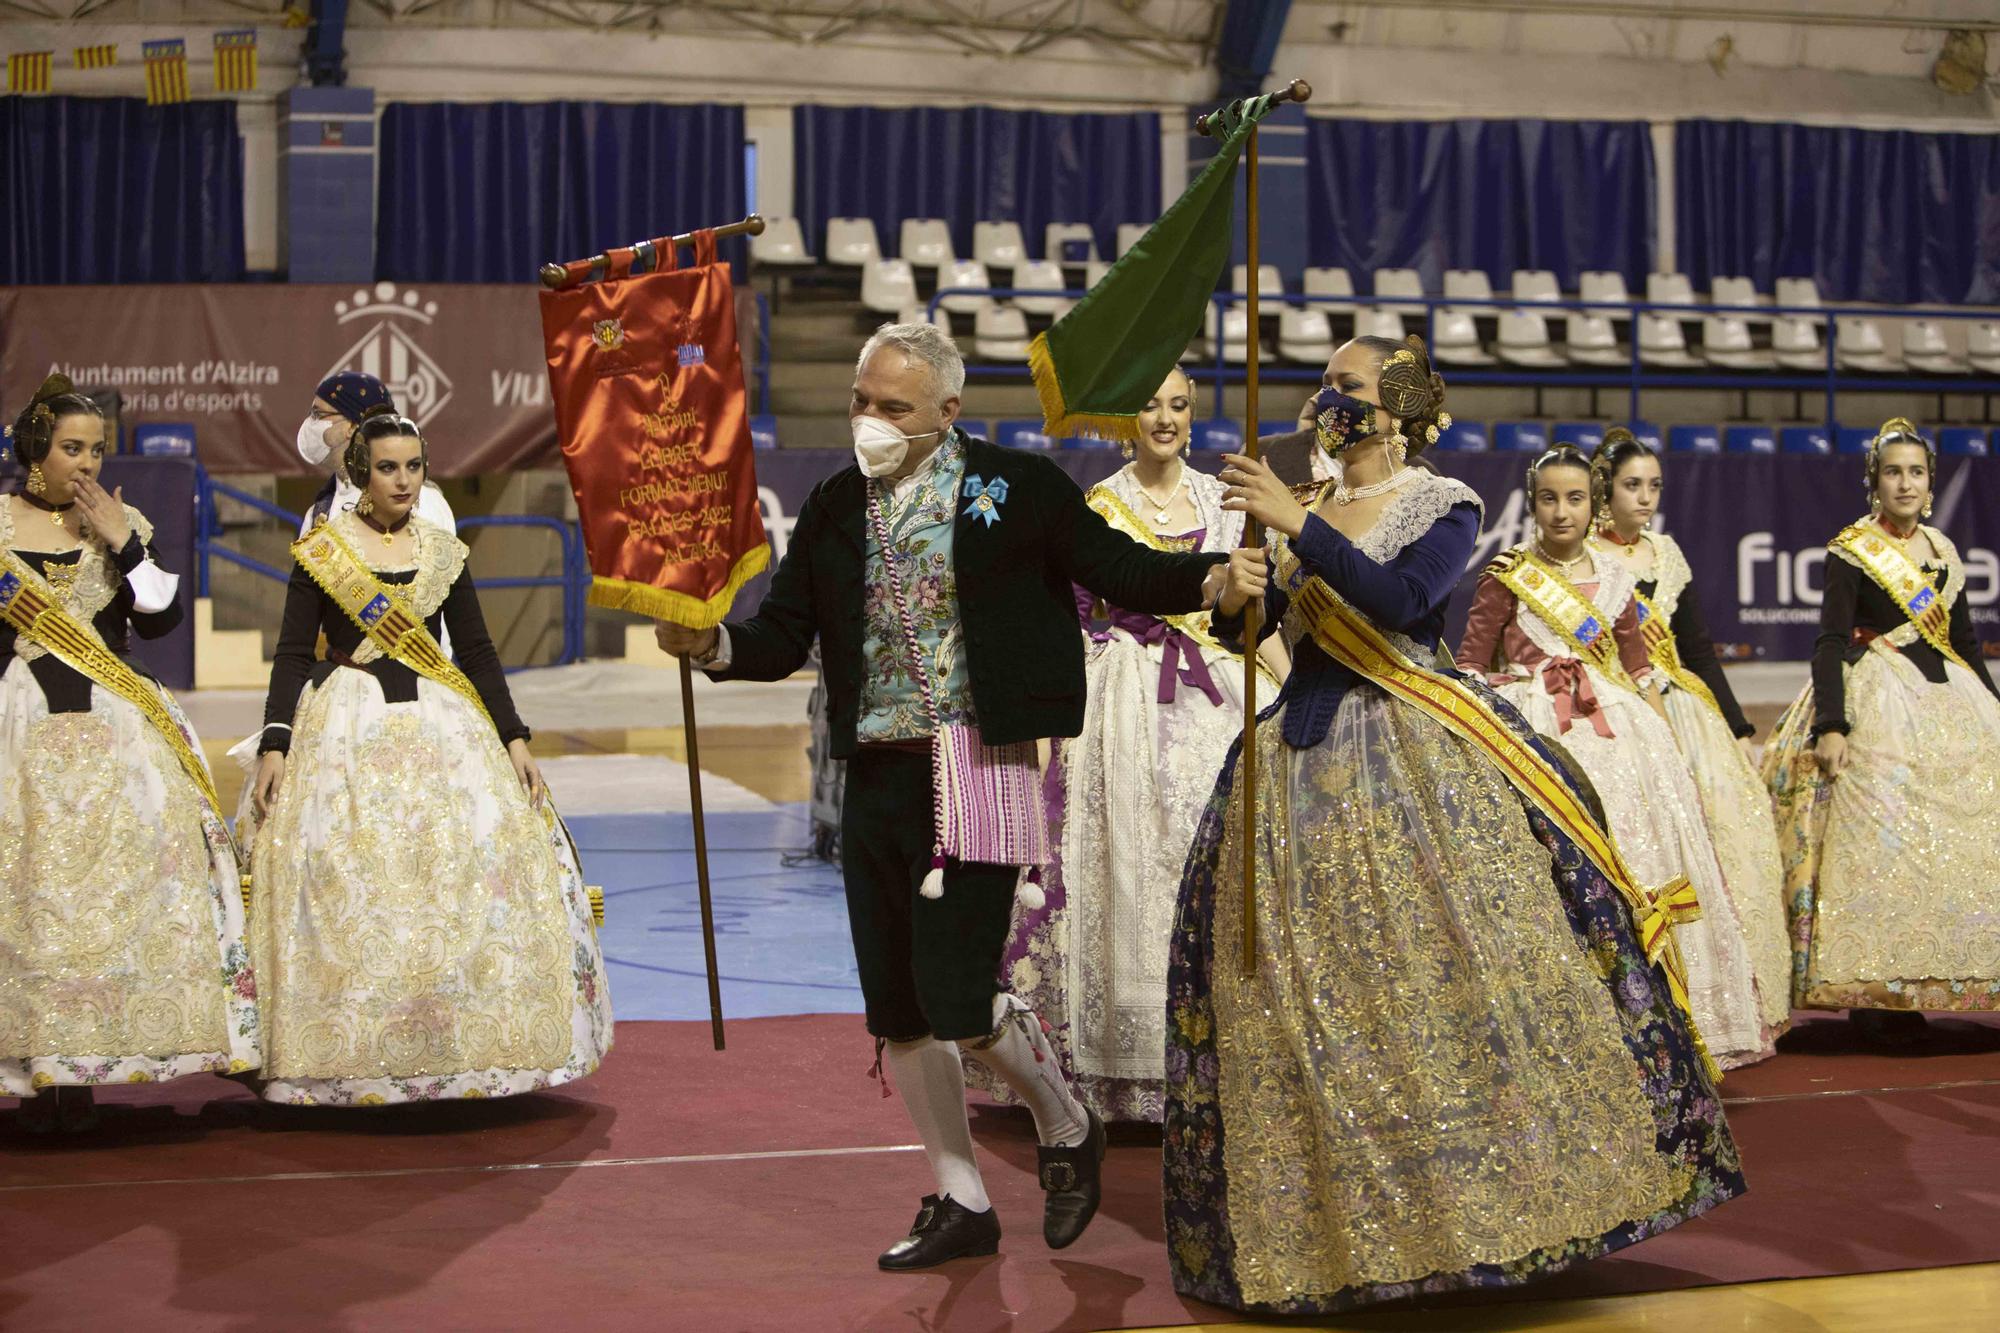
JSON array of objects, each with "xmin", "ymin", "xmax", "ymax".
[
  {"xmin": 259, "ymin": 559, "xmax": 528, "ymax": 754},
  {"xmin": 1811, "ymin": 547, "xmax": 2000, "ymax": 738},
  {"xmin": 710, "ymin": 434, "xmax": 1225, "ymax": 758},
  {"xmin": 0, "ymin": 531, "xmax": 181, "ymax": 711},
  {"xmin": 1635, "ymin": 574, "xmax": 1754, "ymax": 738}
]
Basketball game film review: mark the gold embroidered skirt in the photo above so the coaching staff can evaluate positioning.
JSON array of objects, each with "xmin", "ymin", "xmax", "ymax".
[
  {"xmin": 0, "ymin": 658, "xmax": 260, "ymax": 1095},
  {"xmin": 1196, "ymin": 685, "xmax": 1679, "ymax": 1305},
  {"xmin": 1765, "ymin": 646, "xmax": 2000, "ymax": 1010},
  {"xmin": 244, "ymin": 670, "xmax": 611, "ymax": 1104}
]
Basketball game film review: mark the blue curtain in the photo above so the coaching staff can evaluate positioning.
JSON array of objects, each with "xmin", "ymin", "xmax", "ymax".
[
  {"xmin": 377, "ymin": 102, "xmax": 747, "ymax": 282},
  {"xmin": 0, "ymin": 95, "xmax": 245, "ymax": 283},
  {"xmin": 793, "ymin": 106, "xmax": 1160, "ymax": 261},
  {"xmin": 1676, "ymin": 119, "xmax": 2000, "ymax": 304},
  {"xmin": 1305, "ymin": 118, "xmax": 1655, "ymax": 292}
]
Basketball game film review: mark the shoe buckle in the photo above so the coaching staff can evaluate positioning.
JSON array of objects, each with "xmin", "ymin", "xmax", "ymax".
[{"xmin": 1041, "ymin": 1162, "xmax": 1077, "ymax": 1192}]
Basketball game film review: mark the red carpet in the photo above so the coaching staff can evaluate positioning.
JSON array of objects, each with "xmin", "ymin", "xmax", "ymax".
[{"xmin": 2, "ymin": 1013, "xmax": 1997, "ymax": 1330}]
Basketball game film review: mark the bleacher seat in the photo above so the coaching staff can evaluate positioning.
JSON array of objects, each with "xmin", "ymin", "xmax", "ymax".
[
  {"xmin": 1970, "ymin": 321, "xmax": 2000, "ymax": 374},
  {"xmin": 957, "ymin": 418, "xmax": 992, "ymax": 443},
  {"xmin": 972, "ymin": 221, "xmax": 1027, "ymax": 273},
  {"xmin": 1565, "ymin": 313, "xmax": 1625, "ymax": 367},
  {"xmin": 1433, "ymin": 311, "xmax": 1495, "ymax": 366},
  {"xmin": 1493, "ymin": 422, "xmax": 1549, "ymax": 453},
  {"xmin": 1372, "ymin": 268, "xmax": 1427, "ymax": 316},
  {"xmin": 894, "ymin": 301, "xmax": 951, "ymax": 333},
  {"xmin": 1629, "ymin": 421, "xmax": 1664, "ymax": 450},
  {"xmin": 1443, "ymin": 269, "xmax": 1494, "ymax": 307},
  {"xmin": 1836, "ymin": 316, "xmax": 1900, "ymax": 373},
  {"xmin": 1578, "ymin": 271, "xmax": 1631, "ymax": 308},
  {"xmin": 1904, "ymin": 320, "xmax": 1968, "ymax": 374},
  {"xmin": 1084, "ymin": 259, "xmax": 1113, "ymax": 291},
  {"xmin": 1555, "ymin": 422, "xmax": 1605, "ymax": 450},
  {"xmin": 995, "ymin": 419, "xmax": 1055, "ymax": 450},
  {"xmin": 134, "ymin": 422, "xmax": 194, "ymax": 457},
  {"xmin": 825, "ymin": 217, "xmax": 882, "ymax": 267},
  {"xmin": 1436, "ymin": 419, "xmax": 1489, "ymax": 452},
  {"xmin": 861, "ymin": 259, "xmax": 917, "ymax": 314},
  {"xmin": 1257, "ymin": 420, "xmax": 1296, "ymax": 440},
  {"xmin": 1773, "ymin": 316, "xmax": 1826, "ymax": 371},
  {"xmin": 1725, "ymin": 425, "xmax": 1777, "ymax": 454},
  {"xmin": 1710, "ymin": 276, "xmax": 1768, "ymax": 322},
  {"xmin": 973, "ymin": 306, "xmax": 1031, "ymax": 360},
  {"xmin": 1775, "ymin": 277, "xmax": 1825, "ymax": 325},
  {"xmin": 1638, "ymin": 313, "xmax": 1701, "ymax": 368},
  {"xmin": 1646, "ymin": 273, "xmax": 1697, "ymax": 324},
  {"xmin": 1498, "ymin": 312, "xmax": 1565, "ymax": 367},
  {"xmin": 936, "ymin": 260, "xmax": 994, "ymax": 313},
  {"xmin": 1116, "ymin": 223, "xmax": 1148, "ymax": 257},
  {"xmin": 900, "ymin": 218, "xmax": 954, "ymax": 268},
  {"xmin": 750, "ymin": 217, "xmax": 813, "ymax": 267},
  {"xmin": 1354, "ymin": 308, "xmax": 1405, "ymax": 341},
  {"xmin": 1204, "ymin": 305, "xmax": 1254, "ymax": 364},
  {"xmin": 1702, "ymin": 316, "xmax": 1772, "ymax": 370},
  {"xmin": 1669, "ymin": 425, "xmax": 1722, "ymax": 453},
  {"xmin": 1780, "ymin": 426, "xmax": 1832, "ymax": 455},
  {"xmin": 1302, "ymin": 267, "xmax": 1355, "ymax": 305},
  {"xmin": 1277, "ymin": 308, "xmax": 1334, "ymax": 365},
  {"xmin": 1940, "ymin": 427, "xmax": 1991, "ymax": 456},
  {"xmin": 1836, "ymin": 426, "xmax": 1875, "ymax": 454},
  {"xmin": 1044, "ymin": 222, "xmax": 1098, "ymax": 266},
  {"xmin": 1231, "ymin": 263, "xmax": 1288, "ymax": 310},
  {"xmin": 1012, "ymin": 260, "xmax": 1068, "ymax": 317},
  {"xmin": 749, "ymin": 414, "xmax": 779, "ymax": 450},
  {"xmin": 1511, "ymin": 270, "xmax": 1561, "ymax": 304},
  {"xmin": 1191, "ymin": 419, "xmax": 1245, "ymax": 452}
]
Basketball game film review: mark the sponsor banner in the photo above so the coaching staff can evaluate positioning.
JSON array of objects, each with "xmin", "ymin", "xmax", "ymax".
[{"xmin": 733, "ymin": 449, "xmax": 2000, "ymax": 662}]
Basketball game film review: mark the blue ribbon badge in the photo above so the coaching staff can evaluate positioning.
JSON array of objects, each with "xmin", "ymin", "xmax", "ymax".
[
  {"xmin": 962, "ymin": 474, "xmax": 1009, "ymax": 527},
  {"xmin": 1576, "ymin": 615, "xmax": 1603, "ymax": 645}
]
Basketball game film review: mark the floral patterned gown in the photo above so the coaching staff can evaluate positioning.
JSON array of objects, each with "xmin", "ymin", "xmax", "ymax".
[{"xmin": 1164, "ymin": 473, "xmax": 1743, "ymax": 1315}]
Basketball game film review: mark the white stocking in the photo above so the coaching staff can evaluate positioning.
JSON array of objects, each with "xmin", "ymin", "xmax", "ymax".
[
  {"xmin": 883, "ymin": 1036, "xmax": 990, "ymax": 1214},
  {"xmin": 959, "ymin": 994, "xmax": 1088, "ymax": 1148}
]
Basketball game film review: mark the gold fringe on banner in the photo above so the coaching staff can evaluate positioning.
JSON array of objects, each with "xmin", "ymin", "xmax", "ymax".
[{"xmin": 587, "ymin": 542, "xmax": 770, "ymax": 630}]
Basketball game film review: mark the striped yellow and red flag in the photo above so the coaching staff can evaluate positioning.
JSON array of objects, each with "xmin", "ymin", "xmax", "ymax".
[
  {"xmin": 7, "ymin": 51, "xmax": 52, "ymax": 93},
  {"xmin": 142, "ymin": 38, "xmax": 188, "ymax": 105},
  {"xmin": 73, "ymin": 43, "xmax": 118, "ymax": 69},
  {"xmin": 213, "ymin": 29, "xmax": 257, "ymax": 92}
]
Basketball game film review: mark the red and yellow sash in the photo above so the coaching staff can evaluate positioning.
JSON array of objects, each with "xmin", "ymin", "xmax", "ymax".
[
  {"xmin": 1489, "ymin": 548, "xmax": 1633, "ymax": 686},
  {"xmin": 0, "ymin": 548, "xmax": 220, "ymax": 816},
  {"xmin": 293, "ymin": 522, "xmax": 494, "ymax": 729},
  {"xmin": 1829, "ymin": 520, "xmax": 1966, "ymax": 668},
  {"xmin": 1085, "ymin": 486, "xmax": 1277, "ymax": 688},
  {"xmin": 1292, "ymin": 573, "xmax": 1716, "ymax": 1078},
  {"xmin": 1631, "ymin": 589, "xmax": 1723, "ymax": 718}
]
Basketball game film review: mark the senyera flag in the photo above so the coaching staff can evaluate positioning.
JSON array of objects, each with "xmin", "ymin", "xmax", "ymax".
[{"xmin": 540, "ymin": 229, "xmax": 769, "ymax": 630}]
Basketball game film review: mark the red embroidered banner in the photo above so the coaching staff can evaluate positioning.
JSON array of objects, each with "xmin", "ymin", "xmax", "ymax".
[{"xmin": 539, "ymin": 231, "xmax": 768, "ymax": 628}]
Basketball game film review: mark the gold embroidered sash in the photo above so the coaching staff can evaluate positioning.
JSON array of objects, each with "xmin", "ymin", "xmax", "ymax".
[
  {"xmin": 1631, "ymin": 589, "xmax": 1723, "ymax": 718},
  {"xmin": 1291, "ymin": 573, "xmax": 1718, "ymax": 1079},
  {"xmin": 292, "ymin": 522, "xmax": 494, "ymax": 729},
  {"xmin": 0, "ymin": 547, "xmax": 221, "ymax": 815},
  {"xmin": 1829, "ymin": 520, "xmax": 1966, "ymax": 668},
  {"xmin": 1084, "ymin": 486, "xmax": 1277, "ymax": 688},
  {"xmin": 1490, "ymin": 548, "xmax": 1633, "ymax": 687}
]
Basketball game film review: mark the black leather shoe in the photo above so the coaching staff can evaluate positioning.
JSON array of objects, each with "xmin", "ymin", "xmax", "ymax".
[
  {"xmin": 877, "ymin": 1194, "xmax": 1001, "ymax": 1271},
  {"xmin": 1038, "ymin": 1107, "xmax": 1105, "ymax": 1249}
]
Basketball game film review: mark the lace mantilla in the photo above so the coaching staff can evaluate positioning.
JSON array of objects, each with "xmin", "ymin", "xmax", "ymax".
[
  {"xmin": 1827, "ymin": 519, "xmax": 1967, "ymax": 651},
  {"xmin": 1502, "ymin": 543, "xmax": 1640, "ymax": 670},
  {"xmin": 1, "ymin": 500, "xmax": 155, "ymax": 662},
  {"xmin": 326, "ymin": 511, "xmax": 467, "ymax": 666},
  {"xmin": 1102, "ymin": 465, "xmax": 1244, "ymax": 554},
  {"xmin": 1646, "ymin": 532, "xmax": 1694, "ymax": 619}
]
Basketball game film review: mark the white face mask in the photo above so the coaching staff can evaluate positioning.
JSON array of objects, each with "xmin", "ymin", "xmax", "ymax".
[
  {"xmin": 851, "ymin": 415, "xmax": 943, "ymax": 478},
  {"xmin": 297, "ymin": 416, "xmax": 336, "ymax": 468}
]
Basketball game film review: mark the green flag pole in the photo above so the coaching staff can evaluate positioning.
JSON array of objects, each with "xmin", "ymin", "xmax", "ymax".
[{"xmin": 1197, "ymin": 79, "xmax": 1311, "ymax": 977}]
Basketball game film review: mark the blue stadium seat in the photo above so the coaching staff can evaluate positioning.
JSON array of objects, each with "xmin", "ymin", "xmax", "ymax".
[
  {"xmin": 1780, "ymin": 426, "xmax": 1831, "ymax": 455},
  {"xmin": 995, "ymin": 419, "xmax": 1056, "ymax": 450},
  {"xmin": 1063, "ymin": 429, "xmax": 1116, "ymax": 450},
  {"xmin": 1258, "ymin": 420, "xmax": 1296, "ymax": 440},
  {"xmin": 1435, "ymin": 420, "xmax": 1489, "ymax": 452},
  {"xmin": 956, "ymin": 418, "xmax": 991, "ymax": 443},
  {"xmin": 1554, "ymin": 422, "xmax": 1604, "ymax": 451},
  {"xmin": 748, "ymin": 414, "xmax": 779, "ymax": 451},
  {"xmin": 1668, "ymin": 425, "xmax": 1721, "ymax": 453},
  {"xmin": 134, "ymin": 422, "xmax": 195, "ymax": 458},
  {"xmin": 1940, "ymin": 426, "xmax": 1991, "ymax": 456},
  {"xmin": 1835, "ymin": 426, "xmax": 1874, "ymax": 454},
  {"xmin": 1492, "ymin": 421, "xmax": 1549, "ymax": 453},
  {"xmin": 1191, "ymin": 419, "xmax": 1245, "ymax": 452},
  {"xmin": 1724, "ymin": 425, "xmax": 1777, "ymax": 455},
  {"xmin": 1628, "ymin": 421, "xmax": 1663, "ymax": 451}
]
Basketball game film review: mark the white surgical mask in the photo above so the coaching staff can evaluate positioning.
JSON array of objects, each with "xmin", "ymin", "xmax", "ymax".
[
  {"xmin": 297, "ymin": 416, "xmax": 336, "ymax": 467},
  {"xmin": 851, "ymin": 415, "xmax": 942, "ymax": 478}
]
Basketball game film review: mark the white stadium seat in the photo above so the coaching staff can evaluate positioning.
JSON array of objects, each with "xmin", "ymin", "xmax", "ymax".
[
  {"xmin": 1230, "ymin": 263, "xmax": 1288, "ymax": 309},
  {"xmin": 1354, "ymin": 308, "xmax": 1405, "ymax": 341},
  {"xmin": 1578, "ymin": 270, "xmax": 1631, "ymax": 308},
  {"xmin": 972, "ymin": 221, "xmax": 1027, "ymax": 273},
  {"xmin": 861, "ymin": 258, "xmax": 916, "ymax": 313},
  {"xmin": 1836, "ymin": 315, "xmax": 1900, "ymax": 372},
  {"xmin": 1204, "ymin": 304, "xmax": 1254, "ymax": 364},
  {"xmin": 1701, "ymin": 316, "xmax": 1772, "ymax": 370},
  {"xmin": 1969, "ymin": 321, "xmax": 2000, "ymax": 374},
  {"xmin": 936, "ymin": 260, "xmax": 994, "ymax": 313},
  {"xmin": 900, "ymin": 218, "xmax": 954, "ymax": 268},
  {"xmin": 973, "ymin": 306, "xmax": 1031, "ymax": 361},
  {"xmin": 1638, "ymin": 312, "xmax": 1701, "ymax": 368},
  {"xmin": 1772, "ymin": 316, "xmax": 1827, "ymax": 371},
  {"xmin": 1498, "ymin": 311, "xmax": 1567, "ymax": 368},
  {"xmin": 1566, "ymin": 313, "xmax": 1625, "ymax": 367},
  {"xmin": 825, "ymin": 217, "xmax": 881, "ymax": 267},
  {"xmin": 1302, "ymin": 267, "xmax": 1356, "ymax": 305},
  {"xmin": 1442, "ymin": 269, "xmax": 1494, "ymax": 305},
  {"xmin": 1903, "ymin": 319, "xmax": 1968, "ymax": 374},
  {"xmin": 1116, "ymin": 223, "xmax": 1148, "ymax": 257},
  {"xmin": 1011, "ymin": 260, "xmax": 1068, "ymax": 317},
  {"xmin": 750, "ymin": 216, "xmax": 813, "ymax": 267},
  {"xmin": 1511, "ymin": 270, "xmax": 1561, "ymax": 303},
  {"xmin": 1710, "ymin": 275, "xmax": 1768, "ymax": 322},
  {"xmin": 1775, "ymin": 277, "xmax": 1826, "ymax": 327},
  {"xmin": 1277, "ymin": 308, "xmax": 1334, "ymax": 365},
  {"xmin": 1372, "ymin": 268, "xmax": 1427, "ymax": 316},
  {"xmin": 1084, "ymin": 259, "xmax": 1114, "ymax": 290},
  {"xmin": 1044, "ymin": 222, "xmax": 1099, "ymax": 265},
  {"xmin": 1431, "ymin": 310, "xmax": 1495, "ymax": 366}
]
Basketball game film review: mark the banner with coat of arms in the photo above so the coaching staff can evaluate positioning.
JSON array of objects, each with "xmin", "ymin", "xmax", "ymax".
[{"xmin": 537, "ymin": 229, "xmax": 768, "ymax": 629}]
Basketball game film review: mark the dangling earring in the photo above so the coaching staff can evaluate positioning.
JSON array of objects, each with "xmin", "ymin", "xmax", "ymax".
[
  {"xmin": 356, "ymin": 492, "xmax": 375, "ymax": 517},
  {"xmin": 1922, "ymin": 496, "xmax": 1933, "ymax": 520},
  {"xmin": 1387, "ymin": 421, "xmax": 1408, "ymax": 468},
  {"xmin": 1119, "ymin": 439, "xmax": 1136, "ymax": 461},
  {"xmin": 26, "ymin": 462, "xmax": 47, "ymax": 496},
  {"xmin": 1869, "ymin": 494, "xmax": 1882, "ymax": 518}
]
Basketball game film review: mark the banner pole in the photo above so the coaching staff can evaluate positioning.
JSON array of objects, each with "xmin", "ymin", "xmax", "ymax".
[
  {"xmin": 1239, "ymin": 124, "xmax": 1263, "ymax": 979},
  {"xmin": 680, "ymin": 654, "xmax": 728, "ymax": 1051}
]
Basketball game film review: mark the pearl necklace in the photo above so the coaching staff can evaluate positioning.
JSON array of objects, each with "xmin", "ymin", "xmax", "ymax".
[
  {"xmin": 1535, "ymin": 540, "xmax": 1592, "ymax": 578},
  {"xmin": 1129, "ymin": 465, "xmax": 1188, "ymax": 528},
  {"xmin": 1334, "ymin": 464, "xmax": 1419, "ymax": 506}
]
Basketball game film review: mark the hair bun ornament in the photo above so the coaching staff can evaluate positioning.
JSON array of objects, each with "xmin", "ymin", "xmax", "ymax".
[
  {"xmin": 1598, "ymin": 425, "xmax": 1639, "ymax": 450},
  {"xmin": 31, "ymin": 373, "xmax": 75, "ymax": 405},
  {"xmin": 1377, "ymin": 336, "xmax": 1436, "ymax": 420}
]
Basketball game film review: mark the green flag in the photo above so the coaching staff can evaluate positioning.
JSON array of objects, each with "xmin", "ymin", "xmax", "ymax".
[{"xmin": 1028, "ymin": 93, "xmax": 1278, "ymax": 444}]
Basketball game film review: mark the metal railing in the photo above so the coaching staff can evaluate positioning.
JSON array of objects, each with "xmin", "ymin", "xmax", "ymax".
[
  {"xmin": 924, "ymin": 286, "xmax": 2000, "ymax": 439},
  {"xmin": 193, "ymin": 468, "xmax": 591, "ymax": 667}
]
